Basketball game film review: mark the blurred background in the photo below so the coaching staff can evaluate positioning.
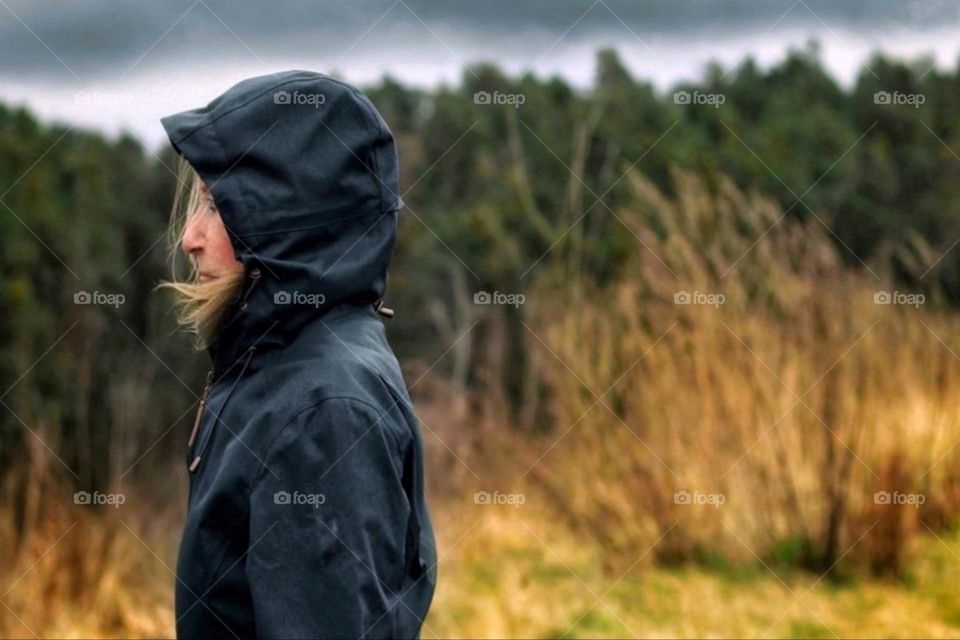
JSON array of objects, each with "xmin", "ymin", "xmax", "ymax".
[{"xmin": 2, "ymin": 0, "xmax": 960, "ymax": 637}]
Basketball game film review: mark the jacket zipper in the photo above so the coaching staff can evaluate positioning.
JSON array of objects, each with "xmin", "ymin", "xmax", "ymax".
[
  {"xmin": 189, "ymin": 346, "xmax": 257, "ymax": 473},
  {"xmin": 186, "ymin": 266, "xmax": 261, "ymax": 473},
  {"xmin": 188, "ymin": 370, "xmax": 215, "ymax": 449}
]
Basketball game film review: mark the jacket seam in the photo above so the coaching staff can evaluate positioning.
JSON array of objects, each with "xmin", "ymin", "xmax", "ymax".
[
  {"xmin": 172, "ymin": 73, "xmax": 379, "ymax": 146},
  {"xmin": 177, "ymin": 76, "xmax": 318, "ymax": 143},
  {"xmin": 251, "ymin": 395, "xmax": 399, "ymax": 486},
  {"xmin": 351, "ymin": 90, "xmax": 388, "ymax": 204},
  {"xmin": 232, "ymin": 208, "xmax": 389, "ymax": 238}
]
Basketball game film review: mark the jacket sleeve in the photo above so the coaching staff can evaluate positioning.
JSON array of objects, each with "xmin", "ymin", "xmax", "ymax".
[{"xmin": 247, "ymin": 397, "xmax": 414, "ymax": 639}]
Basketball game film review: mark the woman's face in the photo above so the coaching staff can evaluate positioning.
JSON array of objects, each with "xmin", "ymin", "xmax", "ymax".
[{"xmin": 181, "ymin": 180, "xmax": 242, "ymax": 282}]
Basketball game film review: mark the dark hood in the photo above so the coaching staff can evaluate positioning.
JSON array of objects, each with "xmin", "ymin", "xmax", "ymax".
[{"xmin": 161, "ymin": 70, "xmax": 401, "ymax": 371}]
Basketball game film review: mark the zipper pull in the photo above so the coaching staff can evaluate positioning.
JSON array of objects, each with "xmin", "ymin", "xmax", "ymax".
[
  {"xmin": 188, "ymin": 346, "xmax": 256, "ymax": 474},
  {"xmin": 187, "ymin": 371, "xmax": 214, "ymax": 448}
]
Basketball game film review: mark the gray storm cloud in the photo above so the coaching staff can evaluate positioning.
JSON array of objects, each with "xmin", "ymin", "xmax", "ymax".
[
  {"xmin": 0, "ymin": 0, "xmax": 957, "ymax": 148},
  {"xmin": 0, "ymin": 0, "xmax": 955, "ymax": 81}
]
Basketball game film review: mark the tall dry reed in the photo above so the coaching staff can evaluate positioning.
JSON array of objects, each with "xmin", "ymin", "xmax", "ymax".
[{"xmin": 523, "ymin": 169, "xmax": 960, "ymax": 575}]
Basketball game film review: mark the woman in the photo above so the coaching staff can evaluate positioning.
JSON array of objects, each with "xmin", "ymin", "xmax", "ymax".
[{"xmin": 159, "ymin": 70, "xmax": 437, "ymax": 639}]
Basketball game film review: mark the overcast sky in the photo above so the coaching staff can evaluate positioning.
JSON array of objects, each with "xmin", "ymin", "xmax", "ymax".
[{"xmin": 0, "ymin": 0, "xmax": 957, "ymax": 148}]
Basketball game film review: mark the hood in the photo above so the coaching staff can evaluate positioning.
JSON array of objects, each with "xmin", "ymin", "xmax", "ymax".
[{"xmin": 160, "ymin": 70, "xmax": 401, "ymax": 371}]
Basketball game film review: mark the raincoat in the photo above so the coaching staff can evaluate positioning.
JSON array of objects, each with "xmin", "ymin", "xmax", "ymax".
[{"xmin": 160, "ymin": 70, "xmax": 437, "ymax": 639}]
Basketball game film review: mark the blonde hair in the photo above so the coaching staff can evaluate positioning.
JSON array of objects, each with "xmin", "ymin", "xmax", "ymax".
[{"xmin": 159, "ymin": 157, "xmax": 244, "ymax": 349}]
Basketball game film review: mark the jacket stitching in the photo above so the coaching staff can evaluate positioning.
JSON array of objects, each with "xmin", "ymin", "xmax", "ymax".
[
  {"xmin": 232, "ymin": 209, "xmax": 388, "ymax": 238},
  {"xmin": 171, "ymin": 72, "xmax": 358, "ymax": 145},
  {"xmin": 251, "ymin": 395, "xmax": 399, "ymax": 486},
  {"xmin": 350, "ymin": 90, "xmax": 389, "ymax": 205}
]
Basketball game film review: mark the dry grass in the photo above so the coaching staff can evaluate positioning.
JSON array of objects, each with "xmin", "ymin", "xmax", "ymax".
[
  {"xmin": 0, "ymin": 474, "xmax": 180, "ymax": 639},
  {"xmin": 424, "ymin": 506, "xmax": 960, "ymax": 639},
  {"xmin": 521, "ymin": 169, "xmax": 960, "ymax": 575},
  {"xmin": 3, "ymin": 495, "xmax": 959, "ymax": 638}
]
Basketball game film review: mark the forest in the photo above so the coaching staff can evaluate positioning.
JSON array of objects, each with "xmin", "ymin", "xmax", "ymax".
[{"xmin": 3, "ymin": 44, "xmax": 960, "ymax": 636}]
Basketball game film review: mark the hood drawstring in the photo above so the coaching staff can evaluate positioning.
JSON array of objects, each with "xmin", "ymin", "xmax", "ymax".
[
  {"xmin": 217, "ymin": 266, "xmax": 261, "ymax": 331},
  {"xmin": 374, "ymin": 298, "xmax": 394, "ymax": 319},
  {"xmin": 238, "ymin": 267, "xmax": 262, "ymax": 312},
  {"xmin": 189, "ymin": 345, "xmax": 257, "ymax": 473}
]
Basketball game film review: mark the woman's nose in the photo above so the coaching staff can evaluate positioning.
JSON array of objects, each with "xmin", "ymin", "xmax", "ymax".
[{"xmin": 181, "ymin": 217, "xmax": 205, "ymax": 255}]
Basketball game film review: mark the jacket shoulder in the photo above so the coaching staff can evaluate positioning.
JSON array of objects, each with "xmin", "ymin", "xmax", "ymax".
[{"xmin": 249, "ymin": 342, "xmax": 411, "ymax": 468}]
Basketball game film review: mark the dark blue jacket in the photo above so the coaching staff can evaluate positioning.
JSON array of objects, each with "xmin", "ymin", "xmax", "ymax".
[{"xmin": 160, "ymin": 70, "xmax": 437, "ymax": 639}]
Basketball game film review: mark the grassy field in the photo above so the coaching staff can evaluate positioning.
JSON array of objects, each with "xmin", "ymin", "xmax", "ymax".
[
  {"xmin": 425, "ymin": 508, "xmax": 960, "ymax": 639},
  {"xmin": 2, "ymin": 502, "xmax": 958, "ymax": 639}
]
